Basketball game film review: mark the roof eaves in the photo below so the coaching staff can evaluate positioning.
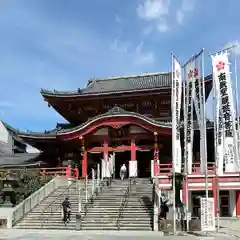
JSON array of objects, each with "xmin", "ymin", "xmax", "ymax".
[
  {"xmin": 40, "ymin": 86, "xmax": 171, "ymax": 98},
  {"xmin": 58, "ymin": 106, "xmax": 172, "ymax": 134},
  {"xmin": 18, "ymin": 131, "xmax": 57, "ymax": 139}
]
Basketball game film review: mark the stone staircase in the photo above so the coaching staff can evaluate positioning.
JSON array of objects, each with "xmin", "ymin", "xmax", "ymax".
[
  {"xmin": 14, "ymin": 180, "xmax": 91, "ymax": 230},
  {"xmin": 118, "ymin": 178, "xmax": 153, "ymax": 231},
  {"xmin": 14, "ymin": 178, "xmax": 153, "ymax": 231},
  {"xmin": 80, "ymin": 179, "xmax": 129, "ymax": 230}
]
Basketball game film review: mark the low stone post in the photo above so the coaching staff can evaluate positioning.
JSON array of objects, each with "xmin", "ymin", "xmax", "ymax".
[{"xmin": 76, "ymin": 213, "xmax": 82, "ymax": 230}]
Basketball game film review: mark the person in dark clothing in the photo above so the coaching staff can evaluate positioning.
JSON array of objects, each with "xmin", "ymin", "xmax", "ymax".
[{"xmin": 62, "ymin": 197, "xmax": 71, "ymax": 224}]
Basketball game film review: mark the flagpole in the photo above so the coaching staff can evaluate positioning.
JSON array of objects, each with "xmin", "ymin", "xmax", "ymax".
[
  {"xmin": 201, "ymin": 49, "xmax": 209, "ymax": 199},
  {"xmin": 183, "ymin": 68, "xmax": 189, "ymax": 232},
  {"xmin": 213, "ymin": 63, "xmax": 220, "ymax": 231},
  {"xmin": 209, "ymin": 45, "xmax": 238, "ymax": 57},
  {"xmin": 234, "ymin": 54, "xmax": 240, "ymax": 170},
  {"xmin": 171, "ymin": 52, "xmax": 177, "ymax": 236}
]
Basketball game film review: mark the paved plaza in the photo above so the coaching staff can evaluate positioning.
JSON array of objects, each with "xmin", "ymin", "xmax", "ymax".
[{"xmin": 0, "ymin": 230, "xmax": 239, "ymax": 240}]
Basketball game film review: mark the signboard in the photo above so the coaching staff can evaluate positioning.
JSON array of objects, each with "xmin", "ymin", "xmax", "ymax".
[{"xmin": 200, "ymin": 197, "xmax": 215, "ymax": 231}]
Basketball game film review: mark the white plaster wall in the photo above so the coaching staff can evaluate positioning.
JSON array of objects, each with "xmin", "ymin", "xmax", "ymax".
[
  {"xmin": 26, "ymin": 144, "xmax": 40, "ymax": 153},
  {"xmin": 0, "ymin": 122, "xmax": 13, "ymax": 154},
  {"xmin": 0, "ymin": 121, "xmax": 8, "ymax": 144}
]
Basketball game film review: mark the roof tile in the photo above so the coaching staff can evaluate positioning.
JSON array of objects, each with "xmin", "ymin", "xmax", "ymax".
[{"xmin": 83, "ymin": 72, "xmax": 172, "ymax": 94}]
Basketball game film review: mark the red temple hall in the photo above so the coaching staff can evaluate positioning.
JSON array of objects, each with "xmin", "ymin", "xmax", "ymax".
[{"xmin": 7, "ymin": 72, "xmax": 240, "ymax": 218}]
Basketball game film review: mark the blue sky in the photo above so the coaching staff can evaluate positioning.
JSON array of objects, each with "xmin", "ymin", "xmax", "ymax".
[{"xmin": 0, "ymin": 0, "xmax": 240, "ymax": 132}]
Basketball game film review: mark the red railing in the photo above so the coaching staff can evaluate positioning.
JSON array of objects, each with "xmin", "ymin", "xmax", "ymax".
[
  {"xmin": 192, "ymin": 162, "xmax": 216, "ymax": 174},
  {"xmin": 157, "ymin": 162, "xmax": 217, "ymax": 175},
  {"xmin": 40, "ymin": 167, "xmax": 80, "ymax": 179},
  {"xmin": 0, "ymin": 167, "xmax": 80, "ymax": 179}
]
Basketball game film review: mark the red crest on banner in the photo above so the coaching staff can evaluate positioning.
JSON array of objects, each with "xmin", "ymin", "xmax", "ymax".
[{"xmin": 216, "ymin": 61, "xmax": 225, "ymax": 71}]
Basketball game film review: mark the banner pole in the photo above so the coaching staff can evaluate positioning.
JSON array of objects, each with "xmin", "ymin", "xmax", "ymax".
[
  {"xmin": 234, "ymin": 54, "xmax": 240, "ymax": 169},
  {"xmin": 209, "ymin": 44, "xmax": 238, "ymax": 56},
  {"xmin": 212, "ymin": 63, "xmax": 220, "ymax": 231},
  {"xmin": 201, "ymin": 50, "xmax": 209, "ymax": 199},
  {"xmin": 171, "ymin": 52, "xmax": 177, "ymax": 236},
  {"xmin": 183, "ymin": 69, "xmax": 189, "ymax": 232}
]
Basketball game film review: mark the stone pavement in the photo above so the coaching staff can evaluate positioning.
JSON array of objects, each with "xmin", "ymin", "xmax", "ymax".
[{"xmin": 0, "ymin": 229, "xmax": 238, "ymax": 240}]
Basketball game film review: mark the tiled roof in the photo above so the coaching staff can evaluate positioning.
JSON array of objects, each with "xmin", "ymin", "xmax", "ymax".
[
  {"xmin": 41, "ymin": 72, "xmax": 212, "ymax": 97},
  {"xmin": 83, "ymin": 72, "xmax": 172, "ymax": 94},
  {"xmin": 41, "ymin": 72, "xmax": 172, "ymax": 96},
  {"xmin": 0, "ymin": 153, "xmax": 42, "ymax": 167}
]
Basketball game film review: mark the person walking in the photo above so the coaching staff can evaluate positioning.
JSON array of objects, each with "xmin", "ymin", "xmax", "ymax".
[
  {"xmin": 120, "ymin": 164, "xmax": 127, "ymax": 180},
  {"xmin": 62, "ymin": 197, "xmax": 71, "ymax": 224}
]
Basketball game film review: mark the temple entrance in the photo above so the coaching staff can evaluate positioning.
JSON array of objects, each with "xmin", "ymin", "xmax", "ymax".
[
  {"xmin": 114, "ymin": 151, "xmax": 130, "ymax": 179},
  {"xmin": 137, "ymin": 150, "xmax": 152, "ymax": 178},
  {"xmin": 87, "ymin": 152, "xmax": 101, "ymax": 175}
]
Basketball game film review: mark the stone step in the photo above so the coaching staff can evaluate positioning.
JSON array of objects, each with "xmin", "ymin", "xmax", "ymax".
[
  {"xmin": 29, "ymin": 211, "xmax": 79, "ymax": 215},
  {"xmin": 120, "ymin": 220, "xmax": 152, "ymax": 223},
  {"xmin": 19, "ymin": 220, "xmax": 76, "ymax": 225},
  {"xmin": 83, "ymin": 216, "xmax": 118, "ymax": 220},
  {"xmin": 119, "ymin": 227, "xmax": 152, "ymax": 231},
  {"xmin": 81, "ymin": 226, "xmax": 119, "ymax": 230},
  {"xmin": 15, "ymin": 225, "xmax": 76, "ymax": 230},
  {"xmin": 122, "ymin": 212, "xmax": 152, "ymax": 216},
  {"xmin": 121, "ymin": 213, "xmax": 152, "ymax": 217},
  {"xmin": 85, "ymin": 213, "xmax": 119, "ymax": 216}
]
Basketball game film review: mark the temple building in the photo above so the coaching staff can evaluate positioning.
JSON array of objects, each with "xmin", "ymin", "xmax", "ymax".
[{"xmin": 2, "ymin": 72, "xmax": 240, "ymax": 218}]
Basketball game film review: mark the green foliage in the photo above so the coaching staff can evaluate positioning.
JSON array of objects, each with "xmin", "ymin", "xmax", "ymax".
[{"xmin": 0, "ymin": 168, "xmax": 53, "ymax": 206}]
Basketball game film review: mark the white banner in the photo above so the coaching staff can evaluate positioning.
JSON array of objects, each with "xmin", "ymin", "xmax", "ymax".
[
  {"xmin": 183, "ymin": 61, "xmax": 194, "ymax": 174},
  {"xmin": 212, "ymin": 52, "xmax": 238, "ymax": 172},
  {"xmin": 108, "ymin": 154, "xmax": 113, "ymax": 175},
  {"xmin": 101, "ymin": 158, "xmax": 106, "ymax": 179},
  {"xmin": 214, "ymin": 72, "xmax": 224, "ymax": 175},
  {"xmin": 192, "ymin": 50, "xmax": 207, "ymax": 174},
  {"xmin": 200, "ymin": 197, "xmax": 215, "ymax": 231},
  {"xmin": 172, "ymin": 55, "xmax": 182, "ymax": 173},
  {"xmin": 129, "ymin": 160, "xmax": 138, "ymax": 177}
]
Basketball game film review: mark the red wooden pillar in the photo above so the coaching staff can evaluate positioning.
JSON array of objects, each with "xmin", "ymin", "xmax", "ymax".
[
  {"xmin": 153, "ymin": 132, "xmax": 159, "ymax": 175},
  {"xmin": 131, "ymin": 139, "xmax": 136, "ymax": 160},
  {"xmin": 236, "ymin": 191, "xmax": 240, "ymax": 217},
  {"xmin": 103, "ymin": 138, "xmax": 108, "ymax": 161},
  {"xmin": 212, "ymin": 177, "xmax": 217, "ymax": 216},
  {"xmin": 82, "ymin": 151, "xmax": 87, "ymax": 178},
  {"xmin": 66, "ymin": 166, "xmax": 72, "ymax": 178},
  {"xmin": 80, "ymin": 136, "xmax": 87, "ymax": 178}
]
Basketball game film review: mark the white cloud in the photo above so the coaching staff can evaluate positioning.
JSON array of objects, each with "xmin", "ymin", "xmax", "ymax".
[
  {"xmin": 176, "ymin": 0, "xmax": 196, "ymax": 25},
  {"xmin": 137, "ymin": 0, "xmax": 170, "ymax": 33},
  {"xmin": 0, "ymin": 2, "xmax": 157, "ymax": 129},
  {"xmin": 115, "ymin": 14, "xmax": 122, "ymax": 24},
  {"xmin": 110, "ymin": 39, "xmax": 155, "ymax": 65}
]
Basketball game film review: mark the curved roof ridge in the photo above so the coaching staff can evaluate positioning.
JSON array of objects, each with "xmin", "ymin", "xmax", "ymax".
[{"xmin": 92, "ymin": 72, "xmax": 170, "ymax": 82}]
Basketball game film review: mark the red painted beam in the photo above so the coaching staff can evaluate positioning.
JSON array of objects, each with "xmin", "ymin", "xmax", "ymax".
[{"xmin": 87, "ymin": 145, "xmax": 154, "ymax": 152}]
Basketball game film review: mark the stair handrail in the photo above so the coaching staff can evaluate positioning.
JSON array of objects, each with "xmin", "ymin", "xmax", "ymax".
[
  {"xmin": 77, "ymin": 168, "xmax": 105, "ymax": 230},
  {"xmin": 40, "ymin": 179, "xmax": 79, "ymax": 228},
  {"xmin": 116, "ymin": 175, "xmax": 136, "ymax": 230},
  {"xmin": 82, "ymin": 171, "xmax": 94, "ymax": 215},
  {"xmin": 40, "ymin": 180, "xmax": 74, "ymax": 215},
  {"xmin": 12, "ymin": 176, "xmax": 61, "ymax": 227},
  {"xmin": 82, "ymin": 169, "xmax": 105, "ymax": 215}
]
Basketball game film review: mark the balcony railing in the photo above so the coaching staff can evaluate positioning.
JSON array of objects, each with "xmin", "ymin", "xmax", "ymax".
[{"xmin": 157, "ymin": 162, "xmax": 216, "ymax": 175}]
